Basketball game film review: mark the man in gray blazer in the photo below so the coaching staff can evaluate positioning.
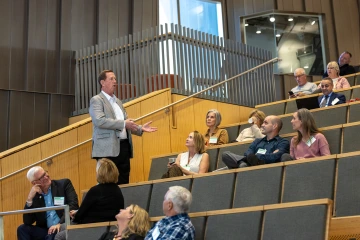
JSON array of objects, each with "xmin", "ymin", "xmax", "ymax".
[{"xmin": 89, "ymin": 70, "xmax": 157, "ymax": 184}]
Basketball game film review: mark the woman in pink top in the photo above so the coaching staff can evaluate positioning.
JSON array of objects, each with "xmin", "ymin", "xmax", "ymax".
[
  {"xmin": 281, "ymin": 108, "xmax": 330, "ymax": 161},
  {"xmin": 317, "ymin": 61, "xmax": 350, "ymax": 90}
]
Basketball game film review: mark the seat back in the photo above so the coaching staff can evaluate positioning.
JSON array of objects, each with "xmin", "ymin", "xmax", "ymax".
[
  {"xmin": 278, "ymin": 114, "xmax": 293, "ymax": 134},
  {"xmin": 348, "ymin": 102, "xmax": 360, "ymax": 123},
  {"xmin": 149, "ymin": 154, "xmax": 178, "ymax": 180},
  {"xmin": 206, "ymin": 148, "xmax": 219, "ymax": 172},
  {"xmin": 205, "ymin": 209, "xmax": 263, "ymax": 240},
  {"xmin": 217, "ymin": 142, "xmax": 252, "ymax": 169},
  {"xmin": 190, "ymin": 172, "xmax": 235, "ymax": 212},
  {"xmin": 223, "ymin": 125, "xmax": 239, "ymax": 142},
  {"xmin": 312, "ymin": 105, "xmax": 347, "ymax": 128},
  {"xmin": 257, "ymin": 102, "xmax": 286, "ymax": 116},
  {"xmin": 342, "ymin": 123, "xmax": 360, "ymax": 153},
  {"xmin": 335, "ymin": 154, "xmax": 360, "ymax": 217},
  {"xmin": 233, "ymin": 165, "xmax": 283, "ymax": 208},
  {"xmin": 67, "ymin": 224, "xmax": 109, "ymax": 240},
  {"xmin": 121, "ymin": 182, "xmax": 152, "ymax": 211},
  {"xmin": 191, "ymin": 216, "xmax": 207, "ymax": 240},
  {"xmin": 322, "ymin": 127, "xmax": 342, "ymax": 154},
  {"xmin": 285, "ymin": 99, "xmax": 298, "ymax": 114},
  {"xmin": 148, "ymin": 177, "xmax": 192, "ymax": 217},
  {"xmin": 282, "ymin": 158, "xmax": 336, "ymax": 203}
]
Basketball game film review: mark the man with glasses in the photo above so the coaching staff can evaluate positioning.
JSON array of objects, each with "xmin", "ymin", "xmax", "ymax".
[
  {"xmin": 17, "ymin": 166, "xmax": 79, "ymax": 240},
  {"xmin": 289, "ymin": 68, "xmax": 317, "ymax": 98},
  {"xmin": 318, "ymin": 77, "xmax": 346, "ymax": 107}
]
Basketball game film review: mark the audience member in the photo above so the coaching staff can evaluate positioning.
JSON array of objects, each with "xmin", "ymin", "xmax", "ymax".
[
  {"xmin": 222, "ymin": 115, "xmax": 289, "ymax": 168},
  {"xmin": 162, "ymin": 131, "xmax": 209, "ymax": 178},
  {"xmin": 289, "ymin": 68, "xmax": 317, "ymax": 98},
  {"xmin": 98, "ymin": 204, "xmax": 150, "ymax": 240},
  {"xmin": 281, "ymin": 109, "xmax": 330, "ymax": 161},
  {"xmin": 323, "ymin": 51, "xmax": 356, "ymax": 77},
  {"xmin": 71, "ymin": 159, "xmax": 124, "ymax": 224},
  {"xmin": 17, "ymin": 167, "xmax": 79, "ymax": 240},
  {"xmin": 318, "ymin": 78, "xmax": 346, "ymax": 108},
  {"xmin": 236, "ymin": 110, "xmax": 265, "ymax": 142},
  {"xmin": 318, "ymin": 61, "xmax": 350, "ymax": 90},
  {"xmin": 145, "ymin": 186, "xmax": 195, "ymax": 240},
  {"xmin": 203, "ymin": 109, "xmax": 229, "ymax": 146}
]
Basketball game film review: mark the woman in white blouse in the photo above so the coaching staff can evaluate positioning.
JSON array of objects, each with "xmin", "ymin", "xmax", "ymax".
[{"xmin": 236, "ymin": 110, "xmax": 266, "ymax": 142}]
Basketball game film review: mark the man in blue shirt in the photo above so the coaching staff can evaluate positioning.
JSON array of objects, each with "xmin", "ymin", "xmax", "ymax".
[
  {"xmin": 318, "ymin": 77, "xmax": 346, "ymax": 108},
  {"xmin": 145, "ymin": 186, "xmax": 195, "ymax": 240},
  {"xmin": 222, "ymin": 115, "xmax": 290, "ymax": 168},
  {"xmin": 17, "ymin": 166, "xmax": 79, "ymax": 240}
]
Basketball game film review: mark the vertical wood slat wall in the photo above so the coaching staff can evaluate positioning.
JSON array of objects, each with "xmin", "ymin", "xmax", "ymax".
[
  {"xmin": 0, "ymin": 89, "xmax": 253, "ymax": 239},
  {"xmin": 226, "ymin": 0, "xmax": 360, "ymax": 65}
]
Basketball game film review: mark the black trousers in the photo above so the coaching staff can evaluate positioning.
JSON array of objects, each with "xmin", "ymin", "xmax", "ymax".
[{"xmin": 97, "ymin": 139, "xmax": 131, "ymax": 185}]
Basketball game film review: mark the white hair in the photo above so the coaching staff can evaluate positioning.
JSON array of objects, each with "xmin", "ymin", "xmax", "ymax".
[
  {"xmin": 27, "ymin": 166, "xmax": 43, "ymax": 182},
  {"xmin": 166, "ymin": 186, "xmax": 192, "ymax": 214},
  {"xmin": 294, "ymin": 68, "xmax": 306, "ymax": 75}
]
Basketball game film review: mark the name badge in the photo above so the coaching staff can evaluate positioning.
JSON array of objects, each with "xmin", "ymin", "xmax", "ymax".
[
  {"xmin": 332, "ymin": 98, "xmax": 339, "ymax": 105},
  {"xmin": 256, "ymin": 148, "xmax": 267, "ymax": 154},
  {"xmin": 152, "ymin": 226, "xmax": 160, "ymax": 240},
  {"xmin": 306, "ymin": 136, "xmax": 316, "ymax": 147},
  {"xmin": 209, "ymin": 136, "xmax": 218, "ymax": 144},
  {"xmin": 54, "ymin": 197, "xmax": 65, "ymax": 205}
]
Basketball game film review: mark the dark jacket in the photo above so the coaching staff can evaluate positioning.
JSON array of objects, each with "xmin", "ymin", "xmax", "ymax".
[
  {"xmin": 318, "ymin": 92, "xmax": 346, "ymax": 107},
  {"xmin": 23, "ymin": 179, "xmax": 79, "ymax": 229}
]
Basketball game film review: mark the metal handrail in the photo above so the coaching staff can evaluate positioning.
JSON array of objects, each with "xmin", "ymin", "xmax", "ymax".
[
  {"xmin": 0, "ymin": 57, "xmax": 279, "ymax": 182},
  {"xmin": 0, "ymin": 205, "xmax": 70, "ymax": 240}
]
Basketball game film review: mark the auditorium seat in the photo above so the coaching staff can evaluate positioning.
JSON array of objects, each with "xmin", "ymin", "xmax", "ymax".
[
  {"xmin": 121, "ymin": 181, "xmax": 153, "ymax": 211},
  {"xmin": 348, "ymin": 102, "xmax": 360, "ymax": 123},
  {"xmin": 233, "ymin": 163, "xmax": 283, "ymax": 208},
  {"xmin": 321, "ymin": 125, "xmax": 342, "ymax": 154},
  {"xmin": 148, "ymin": 176, "xmax": 192, "ymax": 217},
  {"xmin": 256, "ymin": 100, "xmax": 286, "ymax": 116},
  {"xmin": 282, "ymin": 157, "xmax": 336, "ymax": 203},
  {"xmin": 342, "ymin": 122, "xmax": 360, "ymax": 153},
  {"xmin": 67, "ymin": 222, "xmax": 110, "ymax": 240},
  {"xmin": 334, "ymin": 88, "xmax": 352, "ymax": 100},
  {"xmin": 148, "ymin": 153, "xmax": 179, "ymax": 180},
  {"xmin": 223, "ymin": 124, "xmax": 239, "ymax": 142},
  {"xmin": 335, "ymin": 152, "xmax": 360, "ymax": 217},
  {"xmin": 189, "ymin": 214, "xmax": 207, "ymax": 240},
  {"xmin": 277, "ymin": 114, "xmax": 293, "ymax": 134},
  {"xmin": 217, "ymin": 142, "xmax": 252, "ymax": 169},
  {"xmin": 190, "ymin": 171, "xmax": 235, "ymax": 212},
  {"xmin": 206, "ymin": 147, "xmax": 219, "ymax": 172},
  {"xmin": 205, "ymin": 207, "xmax": 263, "ymax": 240},
  {"xmin": 351, "ymin": 85, "xmax": 360, "ymax": 98},
  {"xmin": 311, "ymin": 104, "xmax": 347, "ymax": 128},
  {"xmin": 285, "ymin": 99, "xmax": 298, "ymax": 114},
  {"xmin": 262, "ymin": 200, "xmax": 331, "ymax": 240}
]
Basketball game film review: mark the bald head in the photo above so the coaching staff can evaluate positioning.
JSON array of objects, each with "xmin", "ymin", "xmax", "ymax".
[{"xmin": 261, "ymin": 115, "xmax": 283, "ymax": 138}]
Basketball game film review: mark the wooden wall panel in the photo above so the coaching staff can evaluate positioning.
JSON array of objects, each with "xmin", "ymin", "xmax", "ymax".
[
  {"xmin": 140, "ymin": 91, "xmax": 171, "ymax": 181},
  {"xmin": 98, "ymin": 0, "xmax": 109, "ymax": 43},
  {"xmin": 217, "ymin": 102, "xmax": 241, "ymax": 125},
  {"xmin": 292, "ymin": 0, "xmax": 305, "ymax": 11},
  {"xmin": 8, "ymin": 92, "xmax": 23, "ymax": 148},
  {"xmin": 33, "ymin": 94, "xmax": 50, "ymax": 139},
  {"xmin": 40, "ymin": 129, "xmax": 78, "ymax": 160},
  {"xmin": 170, "ymin": 95, "xmax": 195, "ymax": 153},
  {"xmin": 244, "ymin": 0, "xmax": 255, "ymax": 14},
  {"xmin": 118, "ymin": 0, "xmax": 131, "ymax": 37},
  {"xmin": 0, "ymin": 91, "xmax": 9, "ymax": 152},
  {"xmin": 347, "ymin": 1, "xmax": 360, "ymax": 65},
  {"xmin": 49, "ymin": 94, "xmax": 62, "ymax": 131},
  {"xmin": 27, "ymin": 0, "xmax": 47, "ymax": 92},
  {"xmin": 108, "ymin": 0, "xmax": 120, "ymax": 40},
  {"xmin": 20, "ymin": 92, "xmax": 35, "ymax": 143},
  {"xmin": 0, "ymin": 0, "xmax": 11, "ymax": 89}
]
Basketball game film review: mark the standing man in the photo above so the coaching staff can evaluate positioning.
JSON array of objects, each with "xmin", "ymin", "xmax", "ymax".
[
  {"xmin": 17, "ymin": 166, "xmax": 79, "ymax": 240},
  {"xmin": 318, "ymin": 77, "xmax": 346, "ymax": 107},
  {"xmin": 89, "ymin": 70, "xmax": 157, "ymax": 184},
  {"xmin": 222, "ymin": 115, "xmax": 289, "ymax": 168},
  {"xmin": 323, "ymin": 51, "xmax": 356, "ymax": 77},
  {"xmin": 289, "ymin": 68, "xmax": 317, "ymax": 98},
  {"xmin": 145, "ymin": 186, "xmax": 195, "ymax": 240}
]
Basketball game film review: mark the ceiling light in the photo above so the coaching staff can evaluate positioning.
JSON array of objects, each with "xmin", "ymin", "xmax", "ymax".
[
  {"xmin": 256, "ymin": 28, "xmax": 261, "ymax": 34},
  {"xmin": 311, "ymin": 19, "xmax": 316, "ymax": 25},
  {"xmin": 288, "ymin": 16, "xmax": 294, "ymax": 22},
  {"xmin": 304, "ymin": 65, "xmax": 309, "ymax": 69},
  {"xmin": 269, "ymin": 16, "xmax": 275, "ymax": 22},
  {"xmin": 276, "ymin": 33, "xmax": 281, "ymax": 37},
  {"xmin": 245, "ymin": 23, "xmax": 249, "ymax": 26}
]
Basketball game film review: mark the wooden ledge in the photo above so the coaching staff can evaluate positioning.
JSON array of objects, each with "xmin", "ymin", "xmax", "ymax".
[
  {"xmin": 310, "ymin": 102, "xmax": 348, "ymax": 113},
  {"xmin": 150, "ymin": 152, "xmax": 181, "ymax": 160},
  {"xmin": 256, "ymin": 99, "xmax": 288, "ymax": 108},
  {"xmin": 264, "ymin": 198, "xmax": 332, "ymax": 211},
  {"xmin": 329, "ymin": 215, "xmax": 360, "ymax": 236},
  {"xmin": 193, "ymin": 169, "xmax": 238, "ymax": 178},
  {"xmin": 67, "ymin": 221, "xmax": 111, "ymax": 229},
  {"xmin": 206, "ymin": 206, "xmax": 264, "ymax": 216},
  {"xmin": 349, "ymin": 101, "xmax": 360, "ymax": 106},
  {"xmin": 343, "ymin": 121, "xmax": 360, "ymax": 127},
  {"xmin": 152, "ymin": 175, "xmax": 192, "ymax": 183},
  {"xmin": 336, "ymin": 151, "xmax": 360, "ymax": 158},
  {"xmin": 283, "ymin": 154, "xmax": 337, "ymax": 166},
  {"xmin": 233, "ymin": 162, "xmax": 284, "ymax": 172},
  {"xmin": 120, "ymin": 180, "xmax": 153, "ymax": 188}
]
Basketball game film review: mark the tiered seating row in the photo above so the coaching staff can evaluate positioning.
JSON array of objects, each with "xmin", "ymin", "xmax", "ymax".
[{"xmin": 67, "ymin": 199, "xmax": 332, "ymax": 240}]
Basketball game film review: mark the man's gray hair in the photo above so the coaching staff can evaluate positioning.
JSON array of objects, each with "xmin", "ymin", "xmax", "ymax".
[
  {"xmin": 27, "ymin": 166, "xmax": 43, "ymax": 182},
  {"xmin": 294, "ymin": 68, "xmax": 306, "ymax": 75},
  {"xmin": 166, "ymin": 186, "xmax": 192, "ymax": 214}
]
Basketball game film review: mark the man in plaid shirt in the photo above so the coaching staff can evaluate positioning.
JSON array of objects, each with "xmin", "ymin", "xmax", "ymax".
[{"xmin": 145, "ymin": 186, "xmax": 195, "ymax": 240}]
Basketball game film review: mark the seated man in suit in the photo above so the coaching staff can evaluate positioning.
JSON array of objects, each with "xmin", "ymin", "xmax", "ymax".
[
  {"xmin": 222, "ymin": 115, "xmax": 290, "ymax": 168},
  {"xmin": 318, "ymin": 77, "xmax": 346, "ymax": 108},
  {"xmin": 17, "ymin": 166, "xmax": 79, "ymax": 240}
]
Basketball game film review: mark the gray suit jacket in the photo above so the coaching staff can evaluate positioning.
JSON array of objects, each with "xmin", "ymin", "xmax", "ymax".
[{"xmin": 89, "ymin": 92, "xmax": 142, "ymax": 158}]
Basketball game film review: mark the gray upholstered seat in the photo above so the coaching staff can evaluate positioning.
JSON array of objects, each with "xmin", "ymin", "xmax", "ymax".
[
  {"xmin": 121, "ymin": 183, "xmax": 152, "ymax": 211},
  {"xmin": 224, "ymin": 125, "xmax": 239, "ymax": 142},
  {"xmin": 68, "ymin": 225, "xmax": 109, "ymax": 240},
  {"xmin": 352, "ymin": 86, "xmax": 360, "ymax": 98},
  {"xmin": 206, "ymin": 148, "xmax": 219, "ymax": 171},
  {"xmin": 190, "ymin": 173, "xmax": 235, "ymax": 212},
  {"xmin": 217, "ymin": 142, "xmax": 252, "ymax": 168},
  {"xmin": 257, "ymin": 102, "xmax": 285, "ymax": 116},
  {"xmin": 263, "ymin": 204, "xmax": 328, "ymax": 240},
  {"xmin": 278, "ymin": 115, "xmax": 293, "ymax": 134},
  {"xmin": 148, "ymin": 154, "xmax": 178, "ymax": 180},
  {"xmin": 191, "ymin": 216, "xmax": 207, "ymax": 240},
  {"xmin": 311, "ymin": 105, "xmax": 347, "ymax": 128},
  {"xmin": 285, "ymin": 100, "xmax": 298, "ymax": 114},
  {"xmin": 148, "ymin": 178, "xmax": 192, "ymax": 217},
  {"xmin": 205, "ymin": 210, "xmax": 263, "ymax": 240},
  {"xmin": 335, "ymin": 154, "xmax": 360, "ymax": 216},
  {"xmin": 282, "ymin": 158, "xmax": 336, "ymax": 202},
  {"xmin": 233, "ymin": 165, "xmax": 283, "ymax": 208},
  {"xmin": 343, "ymin": 123, "xmax": 360, "ymax": 153},
  {"xmin": 348, "ymin": 103, "xmax": 360, "ymax": 123},
  {"xmin": 322, "ymin": 127, "xmax": 342, "ymax": 154}
]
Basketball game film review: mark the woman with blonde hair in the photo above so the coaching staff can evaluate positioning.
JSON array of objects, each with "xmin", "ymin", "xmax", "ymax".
[
  {"xmin": 98, "ymin": 204, "xmax": 150, "ymax": 240},
  {"xmin": 204, "ymin": 109, "xmax": 229, "ymax": 146},
  {"xmin": 71, "ymin": 158, "xmax": 124, "ymax": 223},
  {"xmin": 236, "ymin": 110, "xmax": 266, "ymax": 142},
  {"xmin": 317, "ymin": 61, "xmax": 350, "ymax": 90},
  {"xmin": 281, "ymin": 108, "xmax": 330, "ymax": 161},
  {"xmin": 163, "ymin": 131, "xmax": 210, "ymax": 178}
]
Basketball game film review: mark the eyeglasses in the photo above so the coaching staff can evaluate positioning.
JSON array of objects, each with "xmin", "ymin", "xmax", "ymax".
[
  {"xmin": 34, "ymin": 171, "xmax": 49, "ymax": 182},
  {"xmin": 294, "ymin": 74, "xmax": 305, "ymax": 79},
  {"xmin": 321, "ymin": 84, "xmax": 330, "ymax": 88}
]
